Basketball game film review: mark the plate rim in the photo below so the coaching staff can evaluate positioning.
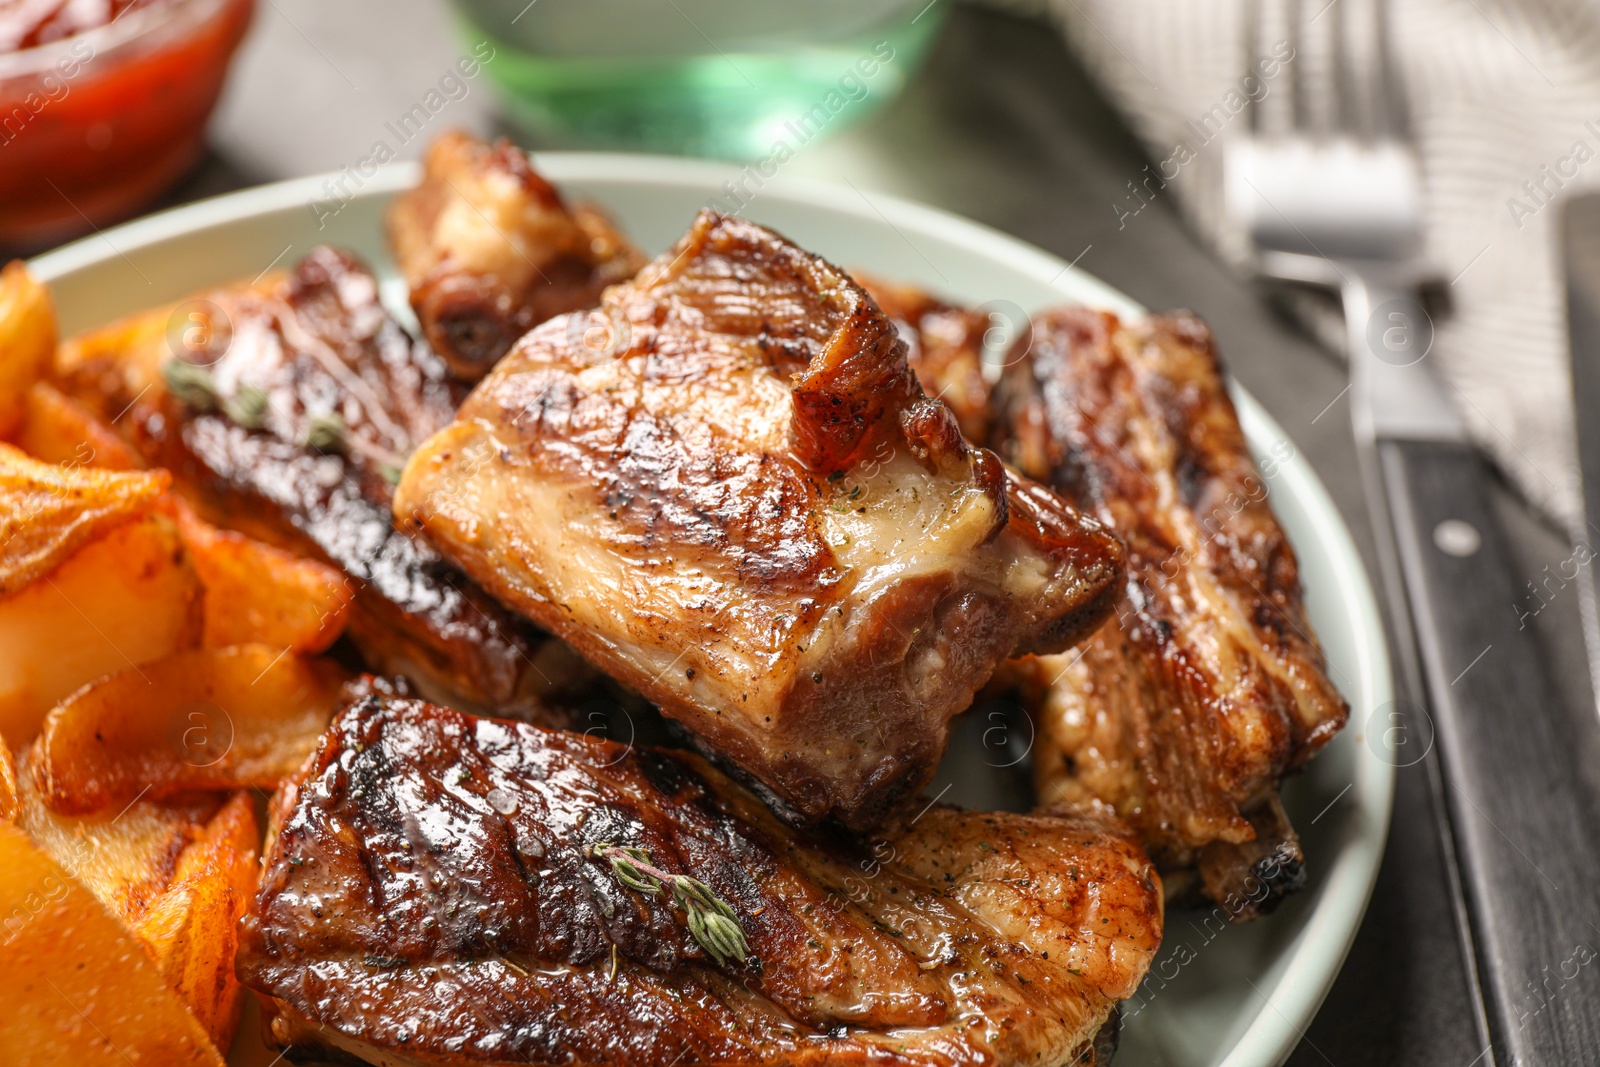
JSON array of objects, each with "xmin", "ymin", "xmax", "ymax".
[{"xmin": 30, "ymin": 155, "xmax": 1396, "ymax": 1067}]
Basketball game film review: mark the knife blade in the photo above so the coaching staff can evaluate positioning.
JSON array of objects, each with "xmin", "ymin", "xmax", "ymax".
[{"xmin": 1346, "ymin": 265, "xmax": 1600, "ymax": 1064}]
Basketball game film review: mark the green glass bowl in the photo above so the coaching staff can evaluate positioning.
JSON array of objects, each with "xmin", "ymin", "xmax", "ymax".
[{"xmin": 450, "ymin": 0, "xmax": 945, "ymax": 159}]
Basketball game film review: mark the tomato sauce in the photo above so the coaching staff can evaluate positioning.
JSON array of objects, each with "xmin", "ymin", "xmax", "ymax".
[
  {"xmin": 0, "ymin": 0, "xmax": 253, "ymax": 250},
  {"xmin": 1, "ymin": 1, "xmax": 162, "ymax": 52}
]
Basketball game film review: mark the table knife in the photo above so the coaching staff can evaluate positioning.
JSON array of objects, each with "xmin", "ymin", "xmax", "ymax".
[{"xmin": 1348, "ymin": 267, "xmax": 1600, "ymax": 1064}]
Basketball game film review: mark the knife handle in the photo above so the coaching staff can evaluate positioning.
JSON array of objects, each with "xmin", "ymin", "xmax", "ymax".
[{"xmin": 1378, "ymin": 437, "xmax": 1600, "ymax": 1063}]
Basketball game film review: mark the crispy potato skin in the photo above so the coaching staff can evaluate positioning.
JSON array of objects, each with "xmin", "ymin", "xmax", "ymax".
[
  {"xmin": 0, "ymin": 820, "xmax": 228, "ymax": 1067},
  {"xmin": 0, "ymin": 741, "xmax": 15, "ymax": 822},
  {"xmin": 0, "ymin": 441, "xmax": 171, "ymax": 597},
  {"xmin": 12, "ymin": 746, "xmax": 223, "ymax": 933},
  {"xmin": 0, "ymin": 261, "xmax": 57, "ymax": 440},
  {"xmin": 0, "ymin": 512, "xmax": 203, "ymax": 743},
  {"xmin": 32, "ymin": 643, "xmax": 348, "ymax": 816},
  {"xmin": 11, "ymin": 390, "xmax": 355, "ymax": 656},
  {"xmin": 15, "ymin": 381, "xmax": 142, "ymax": 470},
  {"xmin": 174, "ymin": 503, "xmax": 354, "ymax": 654},
  {"xmin": 51, "ymin": 296, "xmax": 177, "ymax": 409},
  {"xmin": 10, "ymin": 751, "xmax": 255, "ymax": 1054},
  {"xmin": 130, "ymin": 793, "xmax": 259, "ymax": 1051}
]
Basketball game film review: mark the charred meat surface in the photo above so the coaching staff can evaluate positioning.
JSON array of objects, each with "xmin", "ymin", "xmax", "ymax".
[
  {"xmin": 990, "ymin": 307, "xmax": 1348, "ymax": 914},
  {"xmin": 56, "ymin": 246, "xmax": 576, "ymax": 717},
  {"xmin": 394, "ymin": 211, "xmax": 1125, "ymax": 831},
  {"xmin": 860, "ymin": 276, "xmax": 994, "ymax": 445},
  {"xmin": 388, "ymin": 129, "xmax": 645, "ymax": 380},
  {"xmin": 239, "ymin": 695, "xmax": 1162, "ymax": 1067}
]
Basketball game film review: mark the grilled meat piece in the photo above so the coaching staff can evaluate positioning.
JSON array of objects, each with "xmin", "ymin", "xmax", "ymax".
[
  {"xmin": 239, "ymin": 694, "xmax": 1162, "ymax": 1067},
  {"xmin": 990, "ymin": 307, "xmax": 1348, "ymax": 914},
  {"xmin": 394, "ymin": 211, "xmax": 1125, "ymax": 831},
  {"xmin": 1192, "ymin": 794, "xmax": 1306, "ymax": 921},
  {"xmin": 55, "ymin": 246, "xmax": 582, "ymax": 716},
  {"xmin": 388, "ymin": 129, "xmax": 645, "ymax": 380},
  {"xmin": 859, "ymin": 276, "xmax": 994, "ymax": 445}
]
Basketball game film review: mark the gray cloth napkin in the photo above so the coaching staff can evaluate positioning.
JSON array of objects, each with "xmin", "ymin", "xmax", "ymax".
[{"xmin": 997, "ymin": 0, "xmax": 1586, "ymax": 532}]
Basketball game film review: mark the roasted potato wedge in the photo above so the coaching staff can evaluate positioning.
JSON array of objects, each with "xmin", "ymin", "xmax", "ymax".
[
  {"xmin": 0, "ymin": 510, "xmax": 202, "ymax": 743},
  {"xmin": 12, "ymin": 754, "xmax": 254, "ymax": 1053},
  {"xmin": 12, "ymin": 392, "xmax": 353, "ymax": 652},
  {"xmin": 33, "ymin": 643, "xmax": 347, "ymax": 815},
  {"xmin": 53, "ymin": 299, "xmax": 173, "ymax": 410},
  {"xmin": 0, "ymin": 441, "xmax": 170, "ymax": 596},
  {"xmin": 0, "ymin": 820, "xmax": 228, "ymax": 1067},
  {"xmin": 129, "ymin": 792, "xmax": 258, "ymax": 1051},
  {"xmin": 0, "ymin": 741, "xmax": 15, "ymax": 822},
  {"xmin": 174, "ymin": 503, "xmax": 354, "ymax": 654},
  {"xmin": 0, "ymin": 262, "xmax": 56, "ymax": 440},
  {"xmin": 15, "ymin": 381, "xmax": 141, "ymax": 470},
  {"xmin": 13, "ymin": 750, "xmax": 222, "ymax": 931}
]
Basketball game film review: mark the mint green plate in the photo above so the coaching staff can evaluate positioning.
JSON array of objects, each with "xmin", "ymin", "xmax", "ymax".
[{"xmin": 32, "ymin": 156, "xmax": 1394, "ymax": 1067}]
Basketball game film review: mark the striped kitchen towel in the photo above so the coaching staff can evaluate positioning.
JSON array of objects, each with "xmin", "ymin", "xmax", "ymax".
[{"xmin": 1024, "ymin": 0, "xmax": 1591, "ymax": 531}]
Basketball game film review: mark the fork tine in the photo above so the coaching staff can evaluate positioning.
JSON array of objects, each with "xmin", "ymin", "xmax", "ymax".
[
  {"xmin": 1330, "ymin": 0, "xmax": 1408, "ymax": 143},
  {"xmin": 1351, "ymin": 0, "xmax": 1378, "ymax": 139},
  {"xmin": 1250, "ymin": 0, "xmax": 1304, "ymax": 138},
  {"xmin": 1245, "ymin": 0, "xmax": 1263, "ymax": 134},
  {"xmin": 1288, "ymin": 0, "xmax": 1310, "ymax": 134},
  {"xmin": 1329, "ymin": 0, "xmax": 1352, "ymax": 134},
  {"xmin": 1372, "ymin": 0, "xmax": 1409, "ymax": 140}
]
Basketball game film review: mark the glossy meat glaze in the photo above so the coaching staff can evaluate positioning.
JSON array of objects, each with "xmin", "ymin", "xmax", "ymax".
[
  {"xmin": 57, "ymin": 247, "xmax": 577, "ymax": 715},
  {"xmin": 860, "ymin": 276, "xmax": 994, "ymax": 447},
  {"xmin": 394, "ymin": 211, "xmax": 1126, "ymax": 830},
  {"xmin": 990, "ymin": 308, "xmax": 1348, "ymax": 913},
  {"xmin": 240, "ymin": 694, "xmax": 1162, "ymax": 1066},
  {"xmin": 387, "ymin": 130, "xmax": 645, "ymax": 381}
]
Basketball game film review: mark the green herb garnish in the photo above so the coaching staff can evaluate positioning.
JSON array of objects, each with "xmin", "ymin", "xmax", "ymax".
[
  {"xmin": 164, "ymin": 360, "xmax": 269, "ymax": 430},
  {"xmin": 302, "ymin": 410, "xmax": 347, "ymax": 451},
  {"xmin": 593, "ymin": 843, "xmax": 751, "ymax": 968},
  {"xmin": 162, "ymin": 360, "xmax": 220, "ymax": 412},
  {"xmin": 223, "ymin": 384, "xmax": 269, "ymax": 429}
]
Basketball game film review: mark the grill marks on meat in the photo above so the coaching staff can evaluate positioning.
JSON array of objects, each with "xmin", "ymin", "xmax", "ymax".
[
  {"xmin": 394, "ymin": 211, "xmax": 1125, "ymax": 831},
  {"xmin": 58, "ymin": 246, "xmax": 570, "ymax": 716},
  {"xmin": 388, "ymin": 129, "xmax": 645, "ymax": 380},
  {"xmin": 239, "ymin": 695, "xmax": 1162, "ymax": 1066},
  {"xmin": 990, "ymin": 307, "xmax": 1347, "ymax": 914}
]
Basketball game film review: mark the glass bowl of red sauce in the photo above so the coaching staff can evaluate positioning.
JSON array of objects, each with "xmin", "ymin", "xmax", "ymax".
[{"xmin": 0, "ymin": 0, "xmax": 254, "ymax": 251}]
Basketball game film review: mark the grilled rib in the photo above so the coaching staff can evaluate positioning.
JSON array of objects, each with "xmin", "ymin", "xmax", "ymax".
[
  {"xmin": 239, "ymin": 692, "xmax": 1162, "ymax": 1066},
  {"xmin": 990, "ymin": 306, "xmax": 1348, "ymax": 916},
  {"xmin": 55, "ymin": 246, "xmax": 584, "ymax": 716},
  {"xmin": 387, "ymin": 129, "xmax": 645, "ymax": 381},
  {"xmin": 859, "ymin": 276, "xmax": 994, "ymax": 446},
  {"xmin": 393, "ymin": 211, "xmax": 1125, "ymax": 830}
]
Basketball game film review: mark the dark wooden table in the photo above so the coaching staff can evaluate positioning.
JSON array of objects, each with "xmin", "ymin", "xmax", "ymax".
[{"xmin": 158, "ymin": 2, "xmax": 1589, "ymax": 1062}]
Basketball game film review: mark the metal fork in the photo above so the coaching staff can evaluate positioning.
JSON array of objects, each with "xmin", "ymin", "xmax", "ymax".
[
  {"xmin": 1227, "ymin": 2, "xmax": 1600, "ymax": 1062},
  {"xmin": 1225, "ymin": 0, "xmax": 1456, "ymax": 444},
  {"xmin": 1227, "ymin": 0, "xmax": 1447, "ymax": 706}
]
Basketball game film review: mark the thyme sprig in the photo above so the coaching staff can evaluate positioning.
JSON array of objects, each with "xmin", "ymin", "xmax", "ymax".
[
  {"xmin": 593, "ymin": 843, "xmax": 751, "ymax": 968},
  {"xmin": 162, "ymin": 359, "xmax": 408, "ymax": 483},
  {"xmin": 162, "ymin": 359, "xmax": 219, "ymax": 411},
  {"xmin": 226, "ymin": 384, "xmax": 270, "ymax": 428},
  {"xmin": 162, "ymin": 360, "xmax": 269, "ymax": 430},
  {"xmin": 299, "ymin": 410, "xmax": 409, "ymax": 484},
  {"xmin": 302, "ymin": 410, "xmax": 347, "ymax": 450}
]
